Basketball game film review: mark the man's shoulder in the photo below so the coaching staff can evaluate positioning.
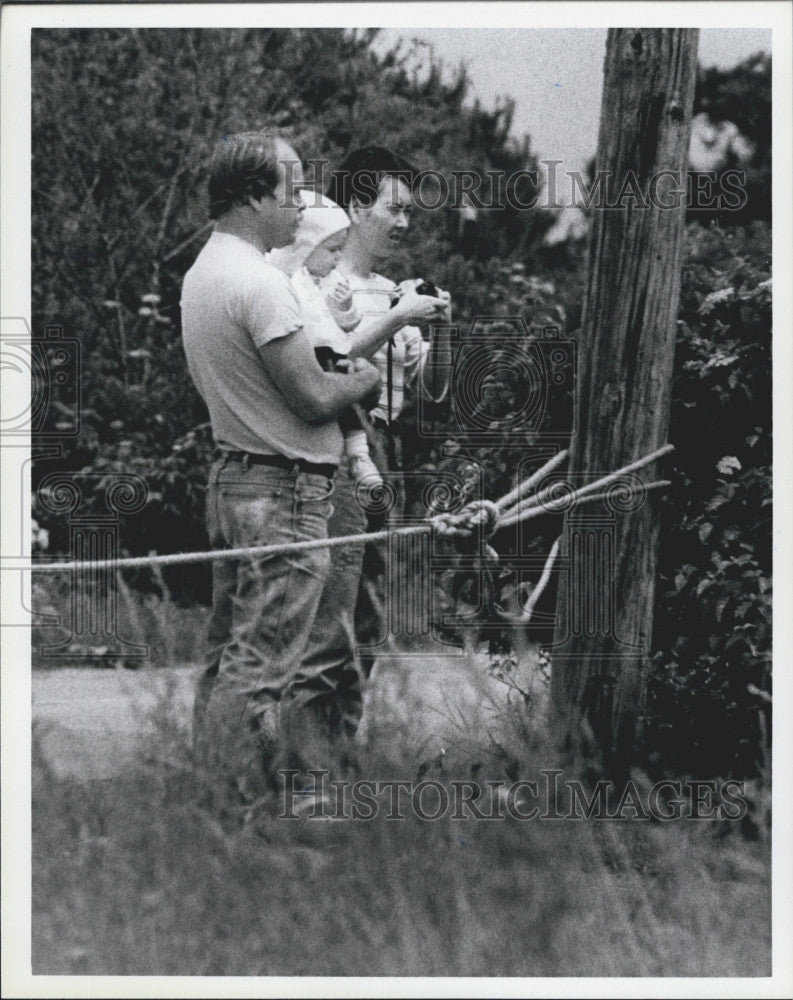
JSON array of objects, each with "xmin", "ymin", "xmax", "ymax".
[
  {"xmin": 253, "ymin": 258, "xmax": 299, "ymax": 300},
  {"xmin": 188, "ymin": 234, "xmax": 295, "ymax": 293}
]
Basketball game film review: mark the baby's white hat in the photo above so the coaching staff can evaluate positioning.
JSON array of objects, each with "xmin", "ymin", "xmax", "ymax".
[{"xmin": 269, "ymin": 190, "xmax": 350, "ymax": 276}]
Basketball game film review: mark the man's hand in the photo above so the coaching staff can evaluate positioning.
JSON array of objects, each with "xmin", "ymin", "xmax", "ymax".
[
  {"xmin": 435, "ymin": 286, "xmax": 452, "ymax": 323},
  {"xmin": 259, "ymin": 329, "xmax": 380, "ymax": 424},
  {"xmin": 346, "ymin": 281, "xmax": 451, "ymax": 361}
]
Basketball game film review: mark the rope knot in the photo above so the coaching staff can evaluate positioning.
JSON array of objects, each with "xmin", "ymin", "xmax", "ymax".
[
  {"xmin": 430, "ymin": 499, "xmax": 499, "ymax": 540},
  {"xmin": 461, "ymin": 499, "xmax": 500, "ymax": 538}
]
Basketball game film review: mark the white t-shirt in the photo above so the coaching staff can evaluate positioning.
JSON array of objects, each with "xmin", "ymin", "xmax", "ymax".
[
  {"xmin": 328, "ymin": 268, "xmax": 429, "ymax": 422},
  {"xmin": 181, "ymin": 232, "xmax": 343, "ymax": 463}
]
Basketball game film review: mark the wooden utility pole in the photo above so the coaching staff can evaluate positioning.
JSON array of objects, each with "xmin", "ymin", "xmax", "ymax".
[{"xmin": 550, "ymin": 29, "xmax": 699, "ymax": 767}]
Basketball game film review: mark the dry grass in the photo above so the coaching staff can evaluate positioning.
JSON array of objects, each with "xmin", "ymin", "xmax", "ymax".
[
  {"xmin": 32, "ymin": 684, "xmax": 771, "ymax": 977},
  {"xmin": 30, "ymin": 585, "xmax": 771, "ymax": 977}
]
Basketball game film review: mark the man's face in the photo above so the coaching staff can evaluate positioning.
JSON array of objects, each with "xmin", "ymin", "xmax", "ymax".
[
  {"xmin": 258, "ymin": 140, "xmax": 306, "ymax": 249},
  {"xmin": 353, "ymin": 176, "xmax": 414, "ymax": 259}
]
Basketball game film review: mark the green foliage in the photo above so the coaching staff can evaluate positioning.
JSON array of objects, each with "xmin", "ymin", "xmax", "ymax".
[
  {"xmin": 649, "ymin": 222, "xmax": 771, "ymax": 776},
  {"xmin": 696, "ymin": 52, "xmax": 771, "ymax": 152},
  {"xmin": 692, "ymin": 52, "xmax": 771, "ymax": 224},
  {"xmin": 31, "ymin": 28, "xmax": 553, "ymax": 588}
]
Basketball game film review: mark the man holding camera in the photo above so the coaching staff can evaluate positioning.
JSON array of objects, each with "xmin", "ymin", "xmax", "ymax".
[{"xmin": 181, "ymin": 131, "xmax": 380, "ymax": 785}]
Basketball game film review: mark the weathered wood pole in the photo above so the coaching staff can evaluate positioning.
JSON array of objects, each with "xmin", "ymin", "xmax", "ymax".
[{"xmin": 549, "ymin": 29, "xmax": 699, "ymax": 767}]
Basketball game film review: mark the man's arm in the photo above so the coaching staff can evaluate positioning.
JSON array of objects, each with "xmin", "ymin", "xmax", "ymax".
[
  {"xmin": 423, "ymin": 289, "xmax": 453, "ymax": 401},
  {"xmin": 347, "ymin": 287, "xmax": 446, "ymax": 359},
  {"xmin": 258, "ymin": 327, "xmax": 380, "ymax": 426}
]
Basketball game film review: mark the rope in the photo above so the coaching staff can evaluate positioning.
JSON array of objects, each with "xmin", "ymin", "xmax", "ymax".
[
  {"xmin": 498, "ymin": 479, "xmax": 672, "ymax": 528},
  {"xmin": 31, "ymin": 523, "xmax": 431, "ymax": 573},
  {"xmin": 500, "ymin": 444, "xmax": 674, "ymax": 522},
  {"xmin": 495, "ymin": 449, "xmax": 569, "ymax": 512},
  {"xmin": 30, "ymin": 503, "xmax": 500, "ymax": 574},
  {"xmin": 30, "ymin": 447, "xmax": 673, "ymax": 575}
]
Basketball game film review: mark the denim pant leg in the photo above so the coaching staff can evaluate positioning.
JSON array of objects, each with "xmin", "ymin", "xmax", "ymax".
[
  {"xmin": 298, "ymin": 457, "xmax": 366, "ymax": 732},
  {"xmin": 196, "ymin": 462, "xmax": 333, "ymax": 780},
  {"xmin": 193, "ymin": 459, "xmax": 234, "ymax": 741},
  {"xmin": 357, "ymin": 424, "xmax": 406, "ymax": 656}
]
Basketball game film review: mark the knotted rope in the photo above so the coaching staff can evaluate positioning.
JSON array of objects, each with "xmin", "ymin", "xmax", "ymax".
[{"xmin": 30, "ymin": 447, "xmax": 673, "ymax": 574}]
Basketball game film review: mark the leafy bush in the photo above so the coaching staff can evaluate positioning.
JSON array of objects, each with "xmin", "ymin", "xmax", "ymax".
[{"xmin": 648, "ymin": 222, "xmax": 771, "ymax": 777}]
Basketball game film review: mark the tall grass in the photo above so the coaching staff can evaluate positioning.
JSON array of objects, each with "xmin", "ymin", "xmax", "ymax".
[
  {"xmin": 31, "ymin": 570, "xmax": 207, "ymax": 668},
  {"xmin": 32, "ymin": 678, "xmax": 771, "ymax": 977},
  {"xmin": 31, "ymin": 579, "xmax": 771, "ymax": 976}
]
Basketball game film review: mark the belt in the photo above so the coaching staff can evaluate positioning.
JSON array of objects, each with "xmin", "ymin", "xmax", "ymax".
[{"xmin": 216, "ymin": 450, "xmax": 337, "ymax": 480}]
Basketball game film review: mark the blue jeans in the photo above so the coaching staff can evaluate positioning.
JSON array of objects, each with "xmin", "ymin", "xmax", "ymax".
[
  {"xmin": 299, "ymin": 425, "xmax": 408, "ymax": 730},
  {"xmin": 194, "ymin": 457, "xmax": 334, "ymax": 778},
  {"xmin": 298, "ymin": 457, "xmax": 367, "ymax": 736}
]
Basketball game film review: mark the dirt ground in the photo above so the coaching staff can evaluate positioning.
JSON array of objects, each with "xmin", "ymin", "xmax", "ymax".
[
  {"xmin": 32, "ymin": 667, "xmax": 196, "ymax": 780},
  {"xmin": 32, "ymin": 646, "xmax": 548, "ymax": 780}
]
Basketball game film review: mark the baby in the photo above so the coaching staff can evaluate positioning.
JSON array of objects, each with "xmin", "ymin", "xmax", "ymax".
[{"xmin": 270, "ymin": 193, "xmax": 381, "ymax": 486}]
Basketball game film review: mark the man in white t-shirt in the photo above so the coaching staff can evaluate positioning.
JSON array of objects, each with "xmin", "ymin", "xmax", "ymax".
[{"xmin": 181, "ymin": 131, "xmax": 379, "ymax": 793}]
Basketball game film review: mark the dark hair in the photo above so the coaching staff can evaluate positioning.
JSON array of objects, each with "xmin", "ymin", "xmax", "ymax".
[
  {"xmin": 325, "ymin": 145, "xmax": 418, "ymax": 213},
  {"xmin": 207, "ymin": 130, "xmax": 285, "ymax": 220}
]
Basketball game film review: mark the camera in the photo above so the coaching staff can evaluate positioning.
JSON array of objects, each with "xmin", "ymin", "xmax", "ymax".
[
  {"xmin": 413, "ymin": 279, "xmax": 438, "ymax": 299},
  {"xmin": 314, "ymin": 345, "xmax": 348, "ymax": 373},
  {"xmin": 389, "ymin": 279, "xmax": 438, "ymax": 309},
  {"xmin": 0, "ymin": 319, "xmax": 81, "ymax": 439}
]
